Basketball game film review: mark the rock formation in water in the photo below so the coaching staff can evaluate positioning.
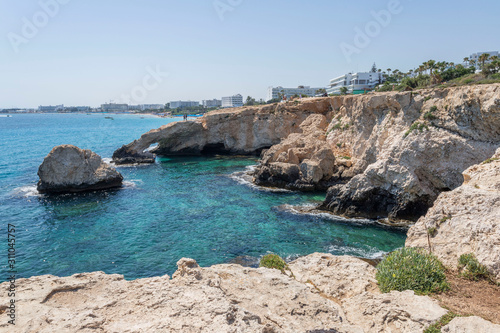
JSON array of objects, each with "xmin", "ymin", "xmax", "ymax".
[
  {"xmin": 37, "ymin": 145, "xmax": 123, "ymax": 194},
  {"xmin": 3, "ymin": 252, "xmax": 485, "ymax": 333},
  {"xmin": 115, "ymin": 84, "xmax": 500, "ymax": 222},
  {"xmin": 112, "ymin": 99, "xmax": 335, "ymax": 164},
  {"xmin": 406, "ymin": 147, "xmax": 500, "ymax": 281},
  {"xmin": 254, "ymin": 114, "xmax": 337, "ymax": 191}
]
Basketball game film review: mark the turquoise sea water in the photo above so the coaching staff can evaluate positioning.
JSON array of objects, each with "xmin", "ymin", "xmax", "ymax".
[{"xmin": 0, "ymin": 113, "xmax": 406, "ymax": 280}]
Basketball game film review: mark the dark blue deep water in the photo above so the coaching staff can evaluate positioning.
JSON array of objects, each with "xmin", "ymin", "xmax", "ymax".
[{"xmin": 0, "ymin": 113, "xmax": 406, "ymax": 280}]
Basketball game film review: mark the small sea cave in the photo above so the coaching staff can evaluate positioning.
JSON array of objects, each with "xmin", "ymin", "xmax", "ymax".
[{"xmin": 201, "ymin": 143, "xmax": 230, "ymax": 155}]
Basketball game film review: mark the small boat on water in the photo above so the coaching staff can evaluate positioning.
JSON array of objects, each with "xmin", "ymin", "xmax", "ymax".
[{"xmin": 105, "ymin": 116, "xmax": 114, "ymax": 120}]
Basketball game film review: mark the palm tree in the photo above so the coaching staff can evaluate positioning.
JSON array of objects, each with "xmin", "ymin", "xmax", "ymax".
[
  {"xmin": 478, "ymin": 53, "xmax": 490, "ymax": 70},
  {"xmin": 387, "ymin": 68, "xmax": 392, "ymax": 77},
  {"xmin": 422, "ymin": 61, "xmax": 429, "ymax": 74},
  {"xmin": 418, "ymin": 65, "xmax": 425, "ymax": 76},
  {"xmin": 427, "ymin": 60, "xmax": 437, "ymax": 77},
  {"xmin": 463, "ymin": 57, "xmax": 469, "ymax": 67}
]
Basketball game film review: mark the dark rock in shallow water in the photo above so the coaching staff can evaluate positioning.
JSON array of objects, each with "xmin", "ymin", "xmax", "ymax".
[
  {"xmin": 320, "ymin": 184, "xmax": 431, "ymax": 222},
  {"xmin": 37, "ymin": 145, "xmax": 123, "ymax": 194},
  {"xmin": 227, "ymin": 255, "xmax": 260, "ymax": 268},
  {"xmin": 112, "ymin": 145, "xmax": 156, "ymax": 165}
]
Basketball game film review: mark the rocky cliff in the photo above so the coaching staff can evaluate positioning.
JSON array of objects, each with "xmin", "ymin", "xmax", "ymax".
[
  {"xmin": 406, "ymin": 147, "xmax": 500, "ymax": 281},
  {"xmin": 113, "ymin": 99, "xmax": 335, "ymax": 164},
  {"xmin": 318, "ymin": 84, "xmax": 499, "ymax": 221},
  {"xmin": 115, "ymin": 84, "xmax": 500, "ymax": 222}
]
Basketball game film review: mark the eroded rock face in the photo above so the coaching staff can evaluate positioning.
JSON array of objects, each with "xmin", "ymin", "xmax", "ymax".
[
  {"xmin": 342, "ymin": 290, "xmax": 448, "ymax": 333},
  {"xmin": 254, "ymin": 114, "xmax": 337, "ymax": 190},
  {"xmin": 405, "ymin": 148, "xmax": 500, "ymax": 281},
  {"xmin": 37, "ymin": 145, "xmax": 123, "ymax": 194},
  {"xmin": 321, "ymin": 85, "xmax": 500, "ymax": 221},
  {"xmin": 288, "ymin": 252, "xmax": 379, "ymax": 301}
]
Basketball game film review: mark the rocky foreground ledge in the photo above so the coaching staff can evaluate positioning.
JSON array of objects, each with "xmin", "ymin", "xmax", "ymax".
[{"xmin": 3, "ymin": 253, "xmax": 499, "ymax": 333}]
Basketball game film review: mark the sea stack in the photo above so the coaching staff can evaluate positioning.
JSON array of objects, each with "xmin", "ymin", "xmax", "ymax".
[{"xmin": 37, "ymin": 145, "xmax": 123, "ymax": 194}]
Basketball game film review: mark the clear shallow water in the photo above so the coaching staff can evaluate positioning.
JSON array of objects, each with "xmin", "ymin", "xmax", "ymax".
[{"xmin": 0, "ymin": 113, "xmax": 406, "ymax": 280}]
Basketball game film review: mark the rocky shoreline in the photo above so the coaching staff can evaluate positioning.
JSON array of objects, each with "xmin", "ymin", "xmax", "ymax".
[
  {"xmin": 114, "ymin": 84, "xmax": 500, "ymax": 222},
  {"xmin": 109, "ymin": 83, "xmax": 500, "ymax": 280},
  {"xmin": 13, "ymin": 84, "xmax": 499, "ymax": 332}
]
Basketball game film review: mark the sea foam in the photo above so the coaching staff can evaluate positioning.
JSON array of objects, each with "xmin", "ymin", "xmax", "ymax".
[{"xmin": 10, "ymin": 185, "xmax": 41, "ymax": 198}]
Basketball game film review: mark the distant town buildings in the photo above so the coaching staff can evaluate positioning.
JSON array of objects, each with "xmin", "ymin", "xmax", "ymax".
[
  {"xmin": 38, "ymin": 105, "xmax": 64, "ymax": 112},
  {"xmin": 101, "ymin": 103, "xmax": 129, "ymax": 112},
  {"xmin": 139, "ymin": 104, "xmax": 164, "ymax": 111},
  {"xmin": 202, "ymin": 99, "xmax": 222, "ymax": 108},
  {"xmin": 169, "ymin": 101, "xmax": 200, "ymax": 108},
  {"xmin": 221, "ymin": 94, "xmax": 243, "ymax": 108},
  {"xmin": 266, "ymin": 86, "xmax": 323, "ymax": 101},
  {"xmin": 468, "ymin": 51, "xmax": 499, "ymax": 69},
  {"xmin": 326, "ymin": 72, "xmax": 385, "ymax": 95}
]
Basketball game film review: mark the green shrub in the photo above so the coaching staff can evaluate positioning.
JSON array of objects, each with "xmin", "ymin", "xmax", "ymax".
[
  {"xmin": 430, "ymin": 106, "xmax": 438, "ymax": 112},
  {"xmin": 260, "ymin": 254, "xmax": 288, "ymax": 271},
  {"xmin": 424, "ymin": 112, "xmax": 437, "ymax": 120},
  {"xmin": 439, "ymin": 216, "xmax": 451, "ymax": 223},
  {"xmin": 482, "ymin": 157, "xmax": 499, "ymax": 164},
  {"xmin": 376, "ymin": 247, "xmax": 449, "ymax": 294},
  {"xmin": 404, "ymin": 121, "xmax": 429, "ymax": 138},
  {"xmin": 424, "ymin": 96, "xmax": 432, "ymax": 101},
  {"xmin": 458, "ymin": 253, "xmax": 490, "ymax": 281},
  {"xmin": 332, "ymin": 122, "xmax": 342, "ymax": 130}
]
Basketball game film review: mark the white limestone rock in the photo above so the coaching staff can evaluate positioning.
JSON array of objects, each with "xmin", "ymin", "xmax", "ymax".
[{"xmin": 37, "ymin": 144, "xmax": 123, "ymax": 194}]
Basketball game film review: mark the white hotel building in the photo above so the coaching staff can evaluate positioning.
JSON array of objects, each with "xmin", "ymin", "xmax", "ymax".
[
  {"xmin": 266, "ymin": 86, "xmax": 323, "ymax": 101},
  {"xmin": 221, "ymin": 94, "xmax": 243, "ymax": 108},
  {"xmin": 326, "ymin": 72, "xmax": 385, "ymax": 95},
  {"xmin": 202, "ymin": 99, "xmax": 222, "ymax": 108}
]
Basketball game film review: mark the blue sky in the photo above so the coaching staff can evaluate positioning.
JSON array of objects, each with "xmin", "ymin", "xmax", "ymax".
[{"xmin": 1, "ymin": 0, "xmax": 499, "ymax": 108}]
